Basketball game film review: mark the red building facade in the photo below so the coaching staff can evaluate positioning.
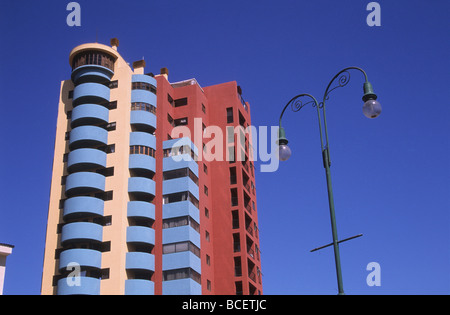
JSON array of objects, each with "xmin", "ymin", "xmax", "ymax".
[{"xmin": 154, "ymin": 72, "xmax": 262, "ymax": 295}]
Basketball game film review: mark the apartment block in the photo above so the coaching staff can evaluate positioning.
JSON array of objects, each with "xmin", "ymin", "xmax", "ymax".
[{"xmin": 41, "ymin": 39, "xmax": 262, "ymax": 295}]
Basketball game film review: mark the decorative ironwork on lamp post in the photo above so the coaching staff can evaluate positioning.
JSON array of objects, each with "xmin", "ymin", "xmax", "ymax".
[{"xmin": 277, "ymin": 67, "xmax": 381, "ymax": 295}]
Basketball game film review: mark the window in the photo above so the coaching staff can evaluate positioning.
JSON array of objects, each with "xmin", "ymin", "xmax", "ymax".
[
  {"xmin": 132, "ymin": 82, "xmax": 156, "ymax": 94},
  {"xmin": 232, "ymin": 210, "xmax": 239, "ymax": 229},
  {"xmin": 94, "ymin": 190, "xmax": 113, "ymax": 201},
  {"xmin": 204, "ymin": 185, "xmax": 208, "ymax": 196},
  {"xmin": 202, "ymin": 103, "xmax": 206, "ymax": 114},
  {"xmin": 162, "ymin": 216, "xmax": 200, "ymax": 233},
  {"xmin": 167, "ymin": 114, "xmax": 174, "ymax": 127},
  {"xmin": 98, "ymin": 144, "xmax": 115, "ymax": 154},
  {"xmin": 109, "ymin": 80, "xmax": 118, "ymax": 89},
  {"xmin": 107, "ymin": 101, "xmax": 117, "ymax": 110},
  {"xmin": 203, "ymin": 163, "xmax": 208, "ymax": 174},
  {"xmin": 72, "ymin": 50, "xmax": 115, "ymax": 71},
  {"xmin": 131, "ymin": 102, "xmax": 156, "ymax": 114},
  {"xmin": 206, "ymin": 255, "xmax": 211, "ymax": 266},
  {"xmin": 227, "ymin": 107, "xmax": 234, "ymax": 123},
  {"xmin": 205, "ymin": 231, "xmax": 210, "ymax": 242},
  {"xmin": 231, "ymin": 188, "xmax": 238, "ymax": 206},
  {"xmin": 105, "ymin": 122, "xmax": 116, "ymax": 131},
  {"xmin": 228, "ymin": 146, "xmax": 235, "ymax": 163},
  {"xmin": 163, "ymin": 168, "xmax": 198, "ymax": 185},
  {"xmin": 174, "ymin": 97, "xmax": 188, "ymax": 107},
  {"xmin": 168, "ymin": 94, "xmax": 174, "ymax": 107},
  {"xmin": 174, "ymin": 117, "xmax": 188, "ymax": 127},
  {"xmin": 97, "ymin": 167, "xmax": 114, "ymax": 177},
  {"xmin": 163, "ymin": 145, "xmax": 198, "ymax": 162},
  {"xmin": 68, "ymin": 90, "xmax": 73, "ymax": 99},
  {"xmin": 163, "ymin": 268, "xmax": 201, "ymax": 284},
  {"xmin": 207, "ymin": 280, "xmax": 211, "ymax": 291},
  {"xmin": 163, "ymin": 191, "xmax": 199, "ymax": 208},
  {"xmin": 130, "ymin": 145, "xmax": 155, "ymax": 158},
  {"xmin": 163, "ymin": 241, "xmax": 200, "ymax": 258},
  {"xmin": 205, "ymin": 207, "xmax": 209, "ymax": 218},
  {"xmin": 230, "ymin": 167, "xmax": 237, "ymax": 185}
]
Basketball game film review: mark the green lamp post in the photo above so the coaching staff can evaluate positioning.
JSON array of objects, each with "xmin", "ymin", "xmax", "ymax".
[{"xmin": 277, "ymin": 67, "xmax": 381, "ymax": 295}]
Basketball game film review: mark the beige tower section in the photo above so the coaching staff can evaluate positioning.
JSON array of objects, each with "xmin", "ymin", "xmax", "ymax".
[{"xmin": 41, "ymin": 40, "xmax": 148, "ymax": 295}]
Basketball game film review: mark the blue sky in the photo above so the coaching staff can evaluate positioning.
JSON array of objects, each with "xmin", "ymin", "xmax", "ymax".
[{"xmin": 0, "ymin": 0, "xmax": 449, "ymax": 295}]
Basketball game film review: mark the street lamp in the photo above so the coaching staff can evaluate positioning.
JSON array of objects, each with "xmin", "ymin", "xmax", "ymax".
[{"xmin": 277, "ymin": 67, "xmax": 381, "ymax": 295}]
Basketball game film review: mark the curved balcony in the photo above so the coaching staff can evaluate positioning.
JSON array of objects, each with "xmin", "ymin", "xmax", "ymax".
[
  {"xmin": 67, "ymin": 148, "xmax": 107, "ymax": 173},
  {"xmin": 73, "ymin": 82, "xmax": 110, "ymax": 106},
  {"xmin": 127, "ymin": 201, "xmax": 155, "ymax": 221},
  {"xmin": 69, "ymin": 126, "xmax": 108, "ymax": 150},
  {"xmin": 126, "ymin": 252, "xmax": 155, "ymax": 272},
  {"xmin": 65, "ymin": 172, "xmax": 105, "ymax": 197},
  {"xmin": 128, "ymin": 177, "xmax": 155, "ymax": 200},
  {"xmin": 127, "ymin": 226, "xmax": 155, "ymax": 246},
  {"xmin": 130, "ymin": 110, "xmax": 157, "ymax": 134},
  {"xmin": 132, "ymin": 74, "xmax": 157, "ymax": 87},
  {"xmin": 129, "ymin": 154, "xmax": 156, "ymax": 176},
  {"xmin": 129, "ymin": 132, "xmax": 156, "ymax": 150},
  {"xmin": 131, "ymin": 90, "xmax": 157, "ymax": 107},
  {"xmin": 59, "ymin": 248, "xmax": 102, "ymax": 271},
  {"xmin": 57, "ymin": 276, "xmax": 100, "ymax": 295},
  {"xmin": 61, "ymin": 222, "xmax": 103, "ymax": 245},
  {"xmin": 71, "ymin": 64, "xmax": 114, "ymax": 85},
  {"xmin": 71, "ymin": 104, "xmax": 109, "ymax": 128},
  {"xmin": 163, "ymin": 177, "xmax": 199, "ymax": 200},
  {"xmin": 125, "ymin": 279, "xmax": 154, "ymax": 295},
  {"xmin": 63, "ymin": 196, "xmax": 104, "ymax": 220},
  {"xmin": 163, "ymin": 252, "xmax": 201, "ymax": 274}
]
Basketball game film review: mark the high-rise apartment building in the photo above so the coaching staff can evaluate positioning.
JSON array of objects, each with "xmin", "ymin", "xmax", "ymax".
[{"xmin": 41, "ymin": 39, "xmax": 262, "ymax": 295}]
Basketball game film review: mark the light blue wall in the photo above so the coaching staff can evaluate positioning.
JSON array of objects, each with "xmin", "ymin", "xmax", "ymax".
[
  {"xmin": 71, "ymin": 104, "xmax": 109, "ymax": 126},
  {"xmin": 162, "ymin": 251, "xmax": 201, "ymax": 274},
  {"xmin": 65, "ymin": 172, "xmax": 105, "ymax": 193},
  {"xmin": 163, "ymin": 226, "xmax": 201, "ymax": 249},
  {"xmin": 125, "ymin": 279, "xmax": 154, "ymax": 295},
  {"xmin": 69, "ymin": 126, "xmax": 108, "ymax": 147},
  {"xmin": 131, "ymin": 89, "xmax": 156, "ymax": 106},
  {"xmin": 127, "ymin": 201, "xmax": 155, "ymax": 221},
  {"xmin": 162, "ymin": 279, "xmax": 202, "ymax": 295},
  {"xmin": 61, "ymin": 222, "xmax": 103, "ymax": 244},
  {"xmin": 131, "ymin": 74, "xmax": 157, "ymax": 86},
  {"xmin": 71, "ymin": 64, "xmax": 114, "ymax": 83},
  {"xmin": 163, "ymin": 155, "xmax": 199, "ymax": 177},
  {"xmin": 163, "ymin": 177, "xmax": 199, "ymax": 200},
  {"xmin": 57, "ymin": 277, "xmax": 100, "ymax": 295},
  {"xmin": 129, "ymin": 154, "xmax": 156, "ymax": 173},
  {"xmin": 129, "ymin": 132, "xmax": 156, "ymax": 150},
  {"xmin": 73, "ymin": 82, "xmax": 110, "ymax": 103},
  {"xmin": 162, "ymin": 200, "xmax": 200, "ymax": 223},
  {"xmin": 63, "ymin": 196, "xmax": 104, "ymax": 219},
  {"xmin": 128, "ymin": 177, "xmax": 156, "ymax": 196},
  {"xmin": 59, "ymin": 248, "xmax": 102, "ymax": 270},
  {"xmin": 130, "ymin": 110, "xmax": 157, "ymax": 130}
]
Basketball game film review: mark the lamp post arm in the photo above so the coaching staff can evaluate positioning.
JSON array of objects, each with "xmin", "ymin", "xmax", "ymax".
[
  {"xmin": 278, "ymin": 93, "xmax": 325, "ymax": 151},
  {"xmin": 323, "ymin": 67, "xmax": 368, "ymax": 101}
]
